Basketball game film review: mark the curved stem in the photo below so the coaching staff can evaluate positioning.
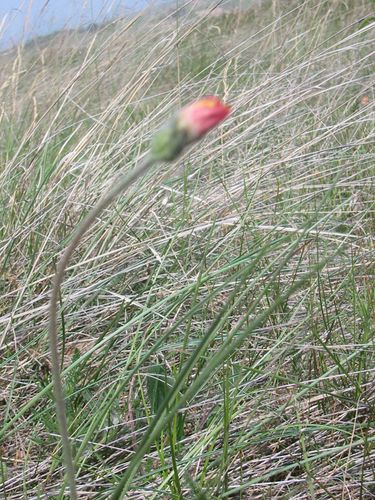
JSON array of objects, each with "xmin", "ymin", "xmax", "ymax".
[{"xmin": 48, "ymin": 155, "xmax": 156, "ymax": 499}]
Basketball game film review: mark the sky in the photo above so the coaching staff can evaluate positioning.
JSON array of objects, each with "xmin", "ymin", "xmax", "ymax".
[{"xmin": 0, "ymin": 0, "xmax": 162, "ymax": 49}]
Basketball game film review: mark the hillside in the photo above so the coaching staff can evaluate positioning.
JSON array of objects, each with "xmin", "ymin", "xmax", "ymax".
[{"xmin": 0, "ymin": 0, "xmax": 374, "ymax": 497}]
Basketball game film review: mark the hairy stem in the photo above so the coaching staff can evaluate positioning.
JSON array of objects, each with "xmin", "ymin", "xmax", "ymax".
[{"xmin": 48, "ymin": 155, "xmax": 156, "ymax": 499}]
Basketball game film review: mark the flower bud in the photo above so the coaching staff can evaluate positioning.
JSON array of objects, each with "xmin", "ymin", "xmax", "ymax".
[{"xmin": 151, "ymin": 96, "xmax": 230, "ymax": 162}]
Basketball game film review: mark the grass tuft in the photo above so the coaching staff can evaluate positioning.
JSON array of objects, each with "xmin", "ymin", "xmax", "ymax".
[{"xmin": 0, "ymin": 0, "xmax": 374, "ymax": 497}]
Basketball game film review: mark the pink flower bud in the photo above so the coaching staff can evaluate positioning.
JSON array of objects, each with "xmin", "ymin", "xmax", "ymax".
[
  {"xmin": 151, "ymin": 96, "xmax": 230, "ymax": 162},
  {"xmin": 178, "ymin": 96, "xmax": 231, "ymax": 141}
]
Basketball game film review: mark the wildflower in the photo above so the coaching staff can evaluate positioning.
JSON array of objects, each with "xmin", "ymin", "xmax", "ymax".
[
  {"xmin": 151, "ymin": 96, "xmax": 230, "ymax": 161},
  {"xmin": 48, "ymin": 94, "xmax": 230, "ymax": 500}
]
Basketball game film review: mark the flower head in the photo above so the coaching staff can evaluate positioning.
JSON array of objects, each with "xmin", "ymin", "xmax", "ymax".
[
  {"xmin": 151, "ymin": 96, "xmax": 230, "ymax": 162},
  {"xmin": 178, "ymin": 96, "xmax": 231, "ymax": 141}
]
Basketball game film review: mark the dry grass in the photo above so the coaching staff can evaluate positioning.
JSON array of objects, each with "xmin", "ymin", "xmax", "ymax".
[{"xmin": 0, "ymin": 0, "xmax": 374, "ymax": 497}]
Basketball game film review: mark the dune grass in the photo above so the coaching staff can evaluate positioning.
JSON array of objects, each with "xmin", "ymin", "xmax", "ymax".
[{"xmin": 0, "ymin": 0, "xmax": 374, "ymax": 497}]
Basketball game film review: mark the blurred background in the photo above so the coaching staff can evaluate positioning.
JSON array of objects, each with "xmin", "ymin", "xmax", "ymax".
[{"xmin": 0, "ymin": 0, "xmax": 168, "ymax": 48}]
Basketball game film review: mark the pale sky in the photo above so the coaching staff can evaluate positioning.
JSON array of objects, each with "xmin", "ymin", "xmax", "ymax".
[{"xmin": 0, "ymin": 0, "xmax": 164, "ymax": 48}]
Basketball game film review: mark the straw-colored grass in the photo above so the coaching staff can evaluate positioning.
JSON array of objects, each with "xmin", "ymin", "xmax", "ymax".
[{"xmin": 0, "ymin": 0, "xmax": 374, "ymax": 497}]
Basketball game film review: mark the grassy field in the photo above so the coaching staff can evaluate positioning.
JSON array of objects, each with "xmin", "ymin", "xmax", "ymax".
[{"xmin": 0, "ymin": 0, "xmax": 374, "ymax": 497}]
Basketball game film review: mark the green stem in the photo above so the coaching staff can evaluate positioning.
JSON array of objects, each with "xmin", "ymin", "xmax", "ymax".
[{"xmin": 48, "ymin": 155, "xmax": 156, "ymax": 499}]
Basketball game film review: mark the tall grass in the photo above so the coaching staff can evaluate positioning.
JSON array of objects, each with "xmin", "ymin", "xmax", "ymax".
[{"xmin": 0, "ymin": 0, "xmax": 374, "ymax": 497}]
